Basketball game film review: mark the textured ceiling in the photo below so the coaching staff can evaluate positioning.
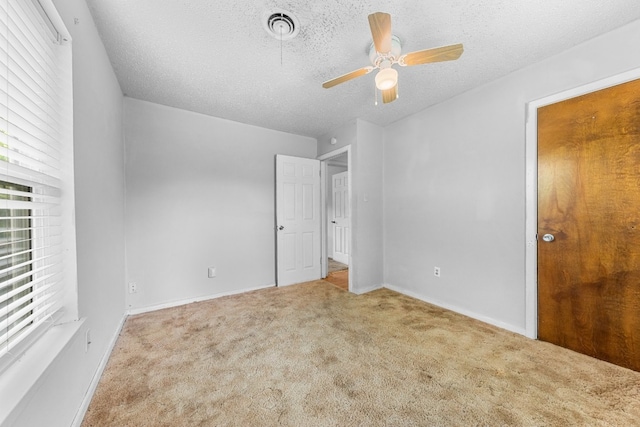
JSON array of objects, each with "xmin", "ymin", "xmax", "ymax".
[{"xmin": 85, "ymin": 0, "xmax": 640, "ymax": 138}]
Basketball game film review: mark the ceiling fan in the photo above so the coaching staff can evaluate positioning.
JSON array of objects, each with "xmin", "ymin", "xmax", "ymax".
[{"xmin": 322, "ymin": 12, "xmax": 464, "ymax": 104}]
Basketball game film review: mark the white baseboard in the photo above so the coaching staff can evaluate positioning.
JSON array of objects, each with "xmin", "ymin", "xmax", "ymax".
[
  {"xmin": 352, "ymin": 284, "xmax": 383, "ymax": 295},
  {"xmin": 383, "ymin": 284, "xmax": 528, "ymax": 337},
  {"xmin": 71, "ymin": 314, "xmax": 127, "ymax": 427},
  {"xmin": 127, "ymin": 284, "xmax": 276, "ymax": 316}
]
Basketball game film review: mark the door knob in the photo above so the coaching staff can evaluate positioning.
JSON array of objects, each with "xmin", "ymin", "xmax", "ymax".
[
  {"xmin": 278, "ymin": 225, "xmax": 284, "ymax": 230},
  {"xmin": 331, "ymin": 221, "xmax": 336, "ymax": 224},
  {"xmin": 542, "ymin": 233, "xmax": 555, "ymax": 242}
]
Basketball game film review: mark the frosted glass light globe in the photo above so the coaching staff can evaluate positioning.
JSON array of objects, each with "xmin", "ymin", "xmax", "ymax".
[{"xmin": 375, "ymin": 68, "xmax": 398, "ymax": 90}]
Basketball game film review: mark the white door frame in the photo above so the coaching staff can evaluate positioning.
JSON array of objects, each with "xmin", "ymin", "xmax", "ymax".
[
  {"xmin": 524, "ymin": 67, "xmax": 640, "ymax": 339},
  {"xmin": 318, "ymin": 146, "xmax": 352, "ymax": 290}
]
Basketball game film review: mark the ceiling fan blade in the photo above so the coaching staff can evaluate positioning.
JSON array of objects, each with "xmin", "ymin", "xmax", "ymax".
[
  {"xmin": 399, "ymin": 43, "xmax": 464, "ymax": 67},
  {"xmin": 322, "ymin": 67, "xmax": 373, "ymax": 89},
  {"xmin": 368, "ymin": 12, "xmax": 392, "ymax": 53},
  {"xmin": 382, "ymin": 85, "xmax": 398, "ymax": 104}
]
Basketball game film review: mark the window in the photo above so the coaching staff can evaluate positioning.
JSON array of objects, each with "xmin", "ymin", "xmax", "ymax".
[
  {"xmin": 1, "ymin": 180, "xmax": 33, "ymax": 350},
  {"xmin": 0, "ymin": 0, "xmax": 75, "ymax": 367}
]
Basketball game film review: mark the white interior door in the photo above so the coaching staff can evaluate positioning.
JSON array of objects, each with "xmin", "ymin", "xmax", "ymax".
[
  {"xmin": 276, "ymin": 155, "xmax": 321, "ymax": 286},
  {"xmin": 331, "ymin": 171, "xmax": 349, "ymax": 265}
]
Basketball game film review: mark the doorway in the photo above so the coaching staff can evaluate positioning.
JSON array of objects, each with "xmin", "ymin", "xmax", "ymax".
[
  {"xmin": 525, "ymin": 69, "xmax": 640, "ymax": 371},
  {"xmin": 319, "ymin": 147, "xmax": 351, "ymax": 292}
]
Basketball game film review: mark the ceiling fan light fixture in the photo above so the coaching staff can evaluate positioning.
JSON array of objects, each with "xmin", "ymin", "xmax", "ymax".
[
  {"xmin": 375, "ymin": 67, "xmax": 398, "ymax": 90},
  {"xmin": 322, "ymin": 11, "xmax": 463, "ymax": 105}
]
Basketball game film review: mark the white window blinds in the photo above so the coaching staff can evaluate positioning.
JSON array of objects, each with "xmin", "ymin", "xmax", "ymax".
[{"xmin": 0, "ymin": 0, "xmax": 74, "ymax": 362}]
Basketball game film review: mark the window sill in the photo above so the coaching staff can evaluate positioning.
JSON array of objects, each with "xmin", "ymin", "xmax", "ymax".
[{"xmin": 0, "ymin": 318, "xmax": 85, "ymax": 426}]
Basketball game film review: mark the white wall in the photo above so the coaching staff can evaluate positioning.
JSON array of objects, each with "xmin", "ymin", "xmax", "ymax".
[
  {"xmin": 383, "ymin": 19, "xmax": 640, "ymax": 333},
  {"xmin": 124, "ymin": 98, "xmax": 317, "ymax": 311},
  {"xmin": 354, "ymin": 120, "xmax": 384, "ymax": 290},
  {"xmin": 318, "ymin": 119, "xmax": 384, "ymax": 293},
  {"xmin": 2, "ymin": 0, "xmax": 127, "ymax": 425}
]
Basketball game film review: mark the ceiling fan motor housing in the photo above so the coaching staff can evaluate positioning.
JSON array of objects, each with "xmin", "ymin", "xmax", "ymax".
[{"xmin": 369, "ymin": 35, "xmax": 402, "ymax": 67}]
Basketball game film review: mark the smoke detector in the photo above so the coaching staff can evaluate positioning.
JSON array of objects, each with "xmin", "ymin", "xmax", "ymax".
[{"xmin": 263, "ymin": 10, "xmax": 300, "ymax": 40}]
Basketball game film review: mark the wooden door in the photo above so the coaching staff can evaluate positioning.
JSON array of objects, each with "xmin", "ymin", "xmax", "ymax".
[
  {"xmin": 537, "ymin": 78, "xmax": 640, "ymax": 371},
  {"xmin": 275, "ymin": 155, "xmax": 321, "ymax": 286},
  {"xmin": 331, "ymin": 171, "xmax": 349, "ymax": 265}
]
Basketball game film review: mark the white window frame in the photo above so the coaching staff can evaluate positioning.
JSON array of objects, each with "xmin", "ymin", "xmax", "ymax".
[{"xmin": 0, "ymin": 0, "xmax": 77, "ymax": 373}]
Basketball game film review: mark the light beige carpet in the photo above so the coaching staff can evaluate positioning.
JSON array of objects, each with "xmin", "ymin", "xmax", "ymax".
[{"xmin": 82, "ymin": 281, "xmax": 640, "ymax": 426}]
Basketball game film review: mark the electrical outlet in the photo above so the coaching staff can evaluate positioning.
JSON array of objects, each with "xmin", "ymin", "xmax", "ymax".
[
  {"xmin": 128, "ymin": 282, "xmax": 137, "ymax": 293},
  {"xmin": 208, "ymin": 267, "xmax": 216, "ymax": 278},
  {"xmin": 434, "ymin": 267, "xmax": 441, "ymax": 278}
]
